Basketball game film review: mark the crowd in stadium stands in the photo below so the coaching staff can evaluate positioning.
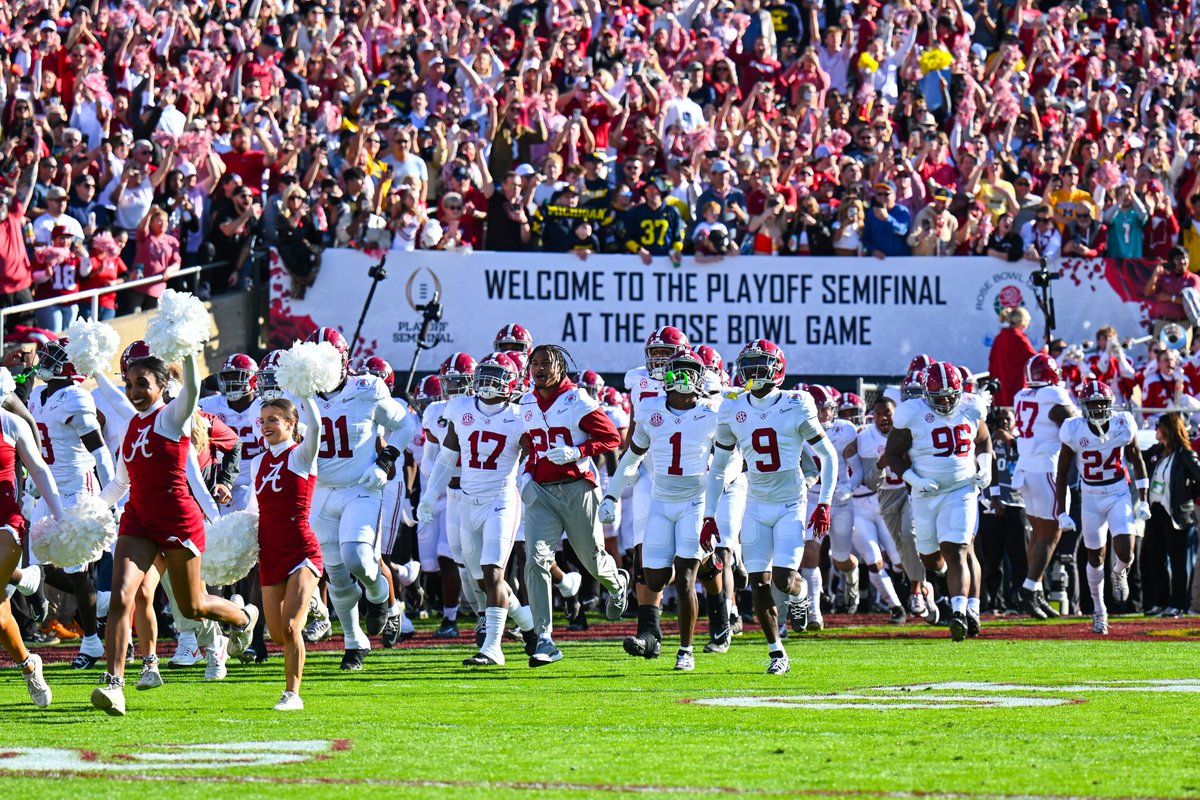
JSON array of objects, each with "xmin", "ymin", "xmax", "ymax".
[{"xmin": 0, "ymin": 0, "xmax": 1198, "ymax": 326}]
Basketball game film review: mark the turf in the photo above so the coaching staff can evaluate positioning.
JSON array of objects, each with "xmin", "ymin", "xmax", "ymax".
[{"xmin": 1, "ymin": 618, "xmax": 1198, "ymax": 800}]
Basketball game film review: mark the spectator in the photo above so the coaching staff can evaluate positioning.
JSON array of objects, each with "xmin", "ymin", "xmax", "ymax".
[
  {"xmin": 206, "ymin": 188, "xmax": 261, "ymax": 294},
  {"xmin": 988, "ymin": 306, "xmax": 1038, "ymax": 407},
  {"xmin": 31, "ymin": 224, "xmax": 90, "ymax": 332},
  {"xmin": 830, "ymin": 199, "xmax": 864, "ymax": 256},
  {"xmin": 1141, "ymin": 349, "xmax": 1190, "ymax": 412},
  {"xmin": 1142, "ymin": 413, "xmax": 1200, "ymax": 618},
  {"xmin": 1104, "ymin": 183, "xmax": 1148, "ymax": 259},
  {"xmin": 128, "ymin": 207, "xmax": 181, "ymax": 313},
  {"xmin": 78, "ymin": 229, "xmax": 127, "ymax": 322},
  {"xmin": 986, "ymin": 214, "xmax": 1026, "ymax": 262},
  {"xmin": 1020, "ymin": 205, "xmax": 1062, "ymax": 263},
  {"xmin": 31, "ymin": 187, "xmax": 83, "ymax": 246},
  {"xmin": 1062, "ymin": 203, "xmax": 1107, "ymax": 259},
  {"xmin": 863, "ymin": 181, "xmax": 910, "ymax": 259},
  {"xmin": 485, "ymin": 172, "xmax": 532, "ymax": 252},
  {"xmin": 0, "ymin": 187, "xmax": 34, "ymax": 323},
  {"xmin": 908, "ymin": 187, "xmax": 957, "ymax": 257},
  {"xmin": 1143, "ymin": 247, "xmax": 1200, "ymax": 348}
]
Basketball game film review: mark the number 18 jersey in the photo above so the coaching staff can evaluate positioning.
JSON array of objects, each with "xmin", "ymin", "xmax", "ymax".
[
  {"xmin": 445, "ymin": 396, "xmax": 524, "ymax": 497},
  {"xmin": 893, "ymin": 395, "xmax": 987, "ymax": 486},
  {"xmin": 716, "ymin": 389, "xmax": 820, "ymax": 503},
  {"xmin": 1058, "ymin": 412, "xmax": 1135, "ymax": 487}
]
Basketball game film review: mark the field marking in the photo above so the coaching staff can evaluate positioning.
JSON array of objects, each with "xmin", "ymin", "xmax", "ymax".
[
  {"xmin": 690, "ymin": 694, "xmax": 1074, "ymax": 709},
  {"xmin": 0, "ymin": 740, "xmax": 338, "ymax": 773}
]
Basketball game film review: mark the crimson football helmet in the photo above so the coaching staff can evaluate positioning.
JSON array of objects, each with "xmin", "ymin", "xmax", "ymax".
[
  {"xmin": 218, "ymin": 353, "xmax": 258, "ymax": 400},
  {"xmin": 736, "ymin": 339, "xmax": 786, "ymax": 389},
  {"xmin": 901, "ymin": 371, "xmax": 925, "ymax": 400},
  {"xmin": 1078, "ymin": 379, "xmax": 1115, "ymax": 423},
  {"xmin": 439, "ymin": 352, "xmax": 477, "ymax": 396},
  {"xmin": 578, "ymin": 370, "xmax": 605, "ymax": 399},
  {"xmin": 306, "ymin": 327, "xmax": 350, "ymax": 379},
  {"xmin": 258, "ymin": 350, "xmax": 284, "ymax": 400},
  {"xmin": 599, "ymin": 386, "xmax": 623, "ymax": 407},
  {"xmin": 956, "ymin": 365, "xmax": 977, "ymax": 394},
  {"xmin": 475, "ymin": 352, "xmax": 520, "ymax": 401},
  {"xmin": 36, "ymin": 338, "xmax": 81, "ymax": 381},
  {"xmin": 663, "ymin": 349, "xmax": 705, "ymax": 395},
  {"xmin": 645, "ymin": 326, "xmax": 691, "ymax": 379},
  {"xmin": 907, "ymin": 353, "xmax": 936, "ymax": 378},
  {"xmin": 506, "ymin": 351, "xmax": 530, "ymax": 390},
  {"xmin": 694, "ymin": 345, "xmax": 724, "ymax": 375},
  {"xmin": 414, "ymin": 374, "xmax": 444, "ymax": 411},
  {"xmin": 1025, "ymin": 353, "xmax": 1062, "ymax": 388},
  {"xmin": 493, "ymin": 323, "xmax": 533, "ymax": 355},
  {"xmin": 354, "ymin": 355, "xmax": 395, "ymax": 389},
  {"xmin": 120, "ymin": 339, "xmax": 152, "ymax": 374},
  {"xmin": 839, "ymin": 392, "xmax": 866, "ymax": 425},
  {"xmin": 807, "ymin": 384, "xmax": 838, "ymax": 428},
  {"xmin": 923, "ymin": 361, "xmax": 963, "ymax": 416}
]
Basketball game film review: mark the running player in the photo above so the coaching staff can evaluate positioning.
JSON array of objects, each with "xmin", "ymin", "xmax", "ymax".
[
  {"xmin": 494, "ymin": 323, "xmax": 534, "ymax": 357},
  {"xmin": 886, "ymin": 362, "xmax": 992, "ymax": 642},
  {"xmin": 703, "ymin": 340, "xmax": 838, "ymax": 674},
  {"xmin": 1011, "ymin": 354, "xmax": 1077, "ymax": 619},
  {"xmin": 305, "ymin": 327, "xmax": 415, "ymax": 671},
  {"xmin": 1055, "ymin": 380, "xmax": 1148, "ymax": 635},
  {"xmin": 418, "ymin": 353, "xmax": 535, "ymax": 665},
  {"xmin": 600, "ymin": 350, "xmax": 717, "ymax": 670},
  {"xmin": 199, "ymin": 354, "xmax": 262, "ymax": 511}
]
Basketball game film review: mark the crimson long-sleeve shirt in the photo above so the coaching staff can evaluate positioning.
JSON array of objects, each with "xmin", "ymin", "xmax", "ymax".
[{"xmin": 520, "ymin": 380, "xmax": 621, "ymax": 486}]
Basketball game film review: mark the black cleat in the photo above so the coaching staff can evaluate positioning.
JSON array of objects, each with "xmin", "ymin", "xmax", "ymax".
[
  {"xmin": 888, "ymin": 605, "xmax": 906, "ymax": 625},
  {"xmin": 238, "ymin": 646, "xmax": 258, "ymax": 664},
  {"xmin": 704, "ymin": 627, "xmax": 731, "ymax": 653},
  {"xmin": 966, "ymin": 613, "xmax": 981, "ymax": 638},
  {"xmin": 623, "ymin": 634, "xmax": 650, "ymax": 657},
  {"xmin": 522, "ymin": 628, "xmax": 540, "ymax": 657},
  {"xmin": 255, "ymin": 648, "xmax": 270, "ymax": 663},
  {"xmin": 340, "ymin": 648, "xmax": 368, "ymax": 670},
  {"xmin": 72, "ymin": 652, "xmax": 101, "ymax": 670},
  {"xmin": 363, "ymin": 600, "xmax": 388, "ymax": 637},
  {"xmin": 474, "ymin": 618, "xmax": 487, "ymax": 649},
  {"xmin": 1019, "ymin": 588, "xmax": 1049, "ymax": 620},
  {"xmin": 949, "ymin": 612, "xmax": 968, "ymax": 642},
  {"xmin": 787, "ymin": 596, "xmax": 810, "ymax": 633},
  {"xmin": 432, "ymin": 618, "xmax": 460, "ymax": 638},
  {"xmin": 462, "ymin": 652, "xmax": 501, "ymax": 666},
  {"xmin": 381, "ymin": 615, "xmax": 401, "ymax": 648},
  {"xmin": 1035, "ymin": 591, "xmax": 1060, "ymax": 619},
  {"xmin": 567, "ymin": 610, "xmax": 589, "ymax": 631}
]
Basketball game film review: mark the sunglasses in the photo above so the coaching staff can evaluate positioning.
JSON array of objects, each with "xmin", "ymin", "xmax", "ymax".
[{"xmin": 444, "ymin": 203, "xmax": 463, "ymax": 211}]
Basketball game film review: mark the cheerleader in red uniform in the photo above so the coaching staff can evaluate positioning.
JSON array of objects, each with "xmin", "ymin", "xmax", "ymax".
[
  {"xmin": 91, "ymin": 352, "xmax": 259, "ymax": 717},
  {"xmin": 249, "ymin": 397, "xmax": 323, "ymax": 711}
]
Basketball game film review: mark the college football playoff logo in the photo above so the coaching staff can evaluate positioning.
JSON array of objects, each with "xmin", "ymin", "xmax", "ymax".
[{"xmin": 405, "ymin": 267, "xmax": 442, "ymax": 312}]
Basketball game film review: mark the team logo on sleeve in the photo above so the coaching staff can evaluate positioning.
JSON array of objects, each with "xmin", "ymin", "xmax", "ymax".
[
  {"xmin": 925, "ymin": 413, "xmax": 935, "ymax": 422},
  {"xmin": 462, "ymin": 413, "xmax": 475, "ymax": 425},
  {"xmin": 649, "ymin": 413, "xmax": 664, "ymax": 427},
  {"xmin": 736, "ymin": 411, "xmax": 747, "ymax": 422}
]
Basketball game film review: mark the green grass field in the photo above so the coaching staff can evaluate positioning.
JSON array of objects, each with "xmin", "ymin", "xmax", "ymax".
[{"xmin": 1, "ymin": 618, "xmax": 1198, "ymax": 799}]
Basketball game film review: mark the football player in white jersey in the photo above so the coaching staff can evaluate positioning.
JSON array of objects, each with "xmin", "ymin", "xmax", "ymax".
[
  {"xmin": 600, "ymin": 350, "xmax": 718, "ymax": 671},
  {"xmin": 415, "ymin": 374, "xmax": 459, "ymax": 635},
  {"xmin": 198, "ymin": 354, "xmax": 262, "ymax": 512},
  {"xmin": 418, "ymin": 353, "xmax": 536, "ymax": 665},
  {"xmin": 703, "ymin": 340, "xmax": 838, "ymax": 675},
  {"xmin": 1055, "ymin": 380, "xmax": 1148, "ymax": 635},
  {"xmin": 305, "ymin": 328, "xmax": 416, "ymax": 670},
  {"xmin": 27, "ymin": 338, "xmax": 115, "ymax": 669},
  {"xmin": 1011, "ymin": 354, "xmax": 1078, "ymax": 620},
  {"xmin": 622, "ymin": 326, "xmax": 691, "ymax": 656},
  {"xmin": 886, "ymin": 362, "xmax": 992, "ymax": 641}
]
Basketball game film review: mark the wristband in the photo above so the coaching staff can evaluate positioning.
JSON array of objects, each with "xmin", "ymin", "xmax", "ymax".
[
  {"xmin": 375, "ymin": 445, "xmax": 403, "ymax": 473},
  {"xmin": 1134, "ymin": 478, "xmax": 1149, "ymax": 490}
]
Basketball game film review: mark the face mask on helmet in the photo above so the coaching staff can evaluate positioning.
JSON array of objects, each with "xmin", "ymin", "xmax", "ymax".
[
  {"xmin": 474, "ymin": 364, "xmax": 512, "ymax": 400},
  {"xmin": 926, "ymin": 387, "xmax": 961, "ymax": 416},
  {"xmin": 663, "ymin": 363, "xmax": 703, "ymax": 395},
  {"xmin": 218, "ymin": 369, "xmax": 255, "ymax": 400},
  {"xmin": 258, "ymin": 369, "xmax": 283, "ymax": 401},
  {"xmin": 1082, "ymin": 397, "xmax": 1114, "ymax": 423},
  {"xmin": 736, "ymin": 354, "xmax": 779, "ymax": 388},
  {"xmin": 36, "ymin": 343, "xmax": 72, "ymax": 380},
  {"xmin": 442, "ymin": 373, "xmax": 473, "ymax": 396},
  {"xmin": 646, "ymin": 347, "xmax": 677, "ymax": 379},
  {"xmin": 817, "ymin": 404, "xmax": 837, "ymax": 429}
]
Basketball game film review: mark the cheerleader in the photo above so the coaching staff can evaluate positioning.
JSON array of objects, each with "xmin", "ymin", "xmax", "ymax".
[
  {"xmin": 247, "ymin": 396, "xmax": 323, "ymax": 710},
  {"xmin": 91, "ymin": 352, "xmax": 258, "ymax": 716}
]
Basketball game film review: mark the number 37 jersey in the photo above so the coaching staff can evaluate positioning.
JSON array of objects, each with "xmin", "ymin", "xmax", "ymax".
[
  {"xmin": 315, "ymin": 375, "xmax": 413, "ymax": 488},
  {"xmin": 445, "ymin": 396, "xmax": 524, "ymax": 497},
  {"xmin": 893, "ymin": 395, "xmax": 987, "ymax": 486},
  {"xmin": 1058, "ymin": 412, "xmax": 1135, "ymax": 486}
]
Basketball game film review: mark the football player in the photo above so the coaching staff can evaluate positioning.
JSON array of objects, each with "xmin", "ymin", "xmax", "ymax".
[
  {"xmin": 578, "ymin": 370, "xmax": 605, "ymax": 401},
  {"xmin": 413, "ymin": 374, "xmax": 458, "ymax": 635},
  {"xmin": 26, "ymin": 339, "xmax": 114, "ymax": 670},
  {"xmin": 886, "ymin": 362, "xmax": 992, "ymax": 641},
  {"xmin": 600, "ymin": 350, "xmax": 718, "ymax": 671},
  {"xmin": 703, "ymin": 340, "xmax": 838, "ymax": 674},
  {"xmin": 305, "ymin": 328, "xmax": 416, "ymax": 671},
  {"xmin": 494, "ymin": 323, "xmax": 534, "ymax": 356},
  {"xmin": 1054, "ymin": 380, "xmax": 1148, "ymax": 635},
  {"xmin": 519, "ymin": 344, "xmax": 629, "ymax": 667},
  {"xmin": 198, "ymin": 354, "xmax": 262, "ymax": 512},
  {"xmin": 418, "ymin": 353, "xmax": 535, "ymax": 665},
  {"xmin": 1011, "ymin": 354, "xmax": 1078, "ymax": 620}
]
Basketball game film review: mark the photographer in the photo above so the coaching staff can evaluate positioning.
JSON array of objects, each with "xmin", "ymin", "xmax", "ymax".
[
  {"xmin": 745, "ymin": 191, "xmax": 789, "ymax": 255},
  {"xmin": 1143, "ymin": 247, "xmax": 1200, "ymax": 350},
  {"xmin": 275, "ymin": 185, "xmax": 324, "ymax": 300}
]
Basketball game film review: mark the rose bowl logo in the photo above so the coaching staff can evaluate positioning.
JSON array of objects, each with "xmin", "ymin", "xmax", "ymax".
[
  {"xmin": 1080, "ymin": 437, "xmax": 1089, "ymax": 447},
  {"xmin": 525, "ymin": 411, "xmax": 533, "ymax": 421},
  {"xmin": 640, "ymin": 378, "xmax": 649, "ymax": 388},
  {"xmin": 649, "ymin": 413, "xmax": 664, "ymax": 426},
  {"xmin": 993, "ymin": 284, "xmax": 1025, "ymax": 316},
  {"xmin": 736, "ymin": 411, "xmax": 747, "ymax": 423},
  {"xmin": 925, "ymin": 413, "xmax": 935, "ymax": 422},
  {"xmin": 462, "ymin": 413, "xmax": 475, "ymax": 425}
]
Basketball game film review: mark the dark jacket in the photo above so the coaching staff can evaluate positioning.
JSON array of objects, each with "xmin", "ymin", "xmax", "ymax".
[{"xmin": 1144, "ymin": 444, "xmax": 1200, "ymax": 529}]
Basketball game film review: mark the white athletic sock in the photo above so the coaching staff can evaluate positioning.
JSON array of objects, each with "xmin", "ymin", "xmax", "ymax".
[
  {"xmin": 801, "ymin": 567, "xmax": 822, "ymax": 607},
  {"xmin": 16, "ymin": 565, "xmax": 41, "ymax": 595},
  {"xmin": 456, "ymin": 566, "xmax": 477, "ymax": 613},
  {"xmin": 679, "ymin": 644, "xmax": 693, "ymax": 653},
  {"xmin": 80, "ymin": 633, "xmax": 104, "ymax": 657},
  {"xmin": 388, "ymin": 601, "xmax": 401, "ymax": 618},
  {"xmin": 933, "ymin": 564, "xmax": 947, "ymax": 577},
  {"xmin": 966, "ymin": 597, "xmax": 980, "ymax": 616},
  {"xmin": 399, "ymin": 561, "xmax": 421, "ymax": 587},
  {"xmin": 1086, "ymin": 563, "xmax": 1106, "ymax": 614},
  {"xmin": 443, "ymin": 606, "xmax": 459, "ymax": 622},
  {"xmin": 507, "ymin": 594, "xmax": 534, "ymax": 631},
  {"xmin": 1113, "ymin": 556, "xmax": 1131, "ymax": 577},
  {"xmin": 767, "ymin": 641, "xmax": 785, "ymax": 657},
  {"xmin": 1022, "ymin": 577, "xmax": 1041, "ymax": 592},
  {"xmin": 869, "ymin": 570, "xmax": 902, "ymax": 608},
  {"xmin": 482, "ymin": 606, "xmax": 506, "ymax": 658},
  {"xmin": 950, "ymin": 595, "xmax": 967, "ymax": 615}
]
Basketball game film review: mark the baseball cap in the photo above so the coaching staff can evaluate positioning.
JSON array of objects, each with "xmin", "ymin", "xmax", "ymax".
[
  {"xmin": 874, "ymin": 180, "xmax": 896, "ymax": 193},
  {"xmin": 47, "ymin": 186, "xmax": 68, "ymax": 199},
  {"xmin": 1016, "ymin": 171, "xmax": 1033, "ymax": 183},
  {"xmin": 710, "ymin": 159, "xmax": 731, "ymax": 173},
  {"xmin": 51, "ymin": 224, "xmax": 69, "ymax": 238},
  {"xmin": 1148, "ymin": 178, "xmax": 1164, "ymax": 192},
  {"xmin": 582, "ymin": 152, "xmax": 604, "ymax": 164},
  {"xmin": 514, "ymin": 163, "xmax": 536, "ymax": 177},
  {"xmin": 178, "ymin": 161, "xmax": 197, "ymax": 177},
  {"xmin": 553, "ymin": 181, "xmax": 578, "ymax": 196},
  {"xmin": 932, "ymin": 187, "xmax": 953, "ymax": 201},
  {"xmin": 417, "ymin": 41, "xmax": 436, "ymax": 53},
  {"xmin": 39, "ymin": 20, "xmax": 57, "ymax": 31},
  {"xmin": 451, "ymin": 164, "xmax": 471, "ymax": 180},
  {"xmin": 262, "ymin": 33, "xmax": 282, "ymax": 49}
]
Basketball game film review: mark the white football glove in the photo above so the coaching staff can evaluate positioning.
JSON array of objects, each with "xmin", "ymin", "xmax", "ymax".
[
  {"xmin": 1057, "ymin": 512, "xmax": 1076, "ymax": 532},
  {"xmin": 1134, "ymin": 500, "xmax": 1152, "ymax": 521},
  {"xmin": 359, "ymin": 465, "xmax": 389, "ymax": 491},
  {"xmin": 416, "ymin": 498, "xmax": 436, "ymax": 525},
  {"xmin": 598, "ymin": 496, "xmax": 617, "ymax": 524},
  {"xmin": 973, "ymin": 467, "xmax": 991, "ymax": 490},
  {"xmin": 400, "ymin": 500, "xmax": 417, "ymax": 528},
  {"xmin": 903, "ymin": 469, "xmax": 939, "ymax": 497},
  {"xmin": 546, "ymin": 445, "xmax": 582, "ymax": 465}
]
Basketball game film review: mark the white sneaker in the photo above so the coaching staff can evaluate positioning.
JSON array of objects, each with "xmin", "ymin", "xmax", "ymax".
[
  {"xmin": 22, "ymin": 652, "xmax": 51, "ymax": 708},
  {"xmin": 308, "ymin": 594, "xmax": 329, "ymax": 621},
  {"xmin": 95, "ymin": 589, "xmax": 111, "ymax": 619},
  {"xmin": 674, "ymin": 650, "xmax": 695, "ymax": 671},
  {"xmin": 273, "ymin": 690, "xmax": 304, "ymax": 711},
  {"xmin": 168, "ymin": 631, "xmax": 202, "ymax": 668},
  {"xmin": 303, "ymin": 617, "xmax": 332, "ymax": 642},
  {"xmin": 556, "ymin": 571, "xmax": 582, "ymax": 598},
  {"xmin": 1092, "ymin": 611, "xmax": 1109, "ymax": 635},
  {"xmin": 228, "ymin": 598, "xmax": 259, "ymax": 659},
  {"xmin": 205, "ymin": 634, "xmax": 229, "ymax": 680},
  {"xmin": 909, "ymin": 591, "xmax": 927, "ymax": 617},
  {"xmin": 135, "ymin": 655, "xmax": 163, "ymax": 690},
  {"xmin": 91, "ymin": 673, "xmax": 125, "ymax": 716},
  {"xmin": 1111, "ymin": 568, "xmax": 1130, "ymax": 603},
  {"xmin": 766, "ymin": 653, "xmax": 790, "ymax": 674}
]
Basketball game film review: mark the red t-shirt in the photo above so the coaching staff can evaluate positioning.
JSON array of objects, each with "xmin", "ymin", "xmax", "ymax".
[
  {"xmin": 221, "ymin": 150, "xmax": 269, "ymax": 195},
  {"xmin": 0, "ymin": 201, "xmax": 31, "ymax": 295}
]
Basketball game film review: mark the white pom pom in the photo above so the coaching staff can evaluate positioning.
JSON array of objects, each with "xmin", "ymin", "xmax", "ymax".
[
  {"xmin": 200, "ymin": 511, "xmax": 260, "ymax": 586},
  {"xmin": 30, "ymin": 495, "xmax": 117, "ymax": 567},
  {"xmin": 65, "ymin": 318, "xmax": 121, "ymax": 377},
  {"xmin": 420, "ymin": 219, "xmax": 443, "ymax": 250},
  {"xmin": 144, "ymin": 290, "xmax": 211, "ymax": 363},
  {"xmin": 276, "ymin": 340, "xmax": 343, "ymax": 397}
]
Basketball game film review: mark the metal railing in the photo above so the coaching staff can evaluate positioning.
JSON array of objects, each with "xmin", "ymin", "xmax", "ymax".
[{"xmin": 0, "ymin": 261, "xmax": 229, "ymax": 336}]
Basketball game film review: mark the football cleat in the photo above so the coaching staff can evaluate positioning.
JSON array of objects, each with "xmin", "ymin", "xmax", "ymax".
[
  {"xmin": 528, "ymin": 638, "xmax": 563, "ymax": 667},
  {"xmin": 766, "ymin": 653, "xmax": 790, "ymax": 675},
  {"xmin": 606, "ymin": 569, "xmax": 631, "ymax": 621},
  {"xmin": 674, "ymin": 650, "xmax": 695, "ymax": 671},
  {"xmin": 522, "ymin": 629, "xmax": 540, "ymax": 656},
  {"xmin": 433, "ymin": 618, "xmax": 460, "ymax": 638},
  {"xmin": 786, "ymin": 596, "xmax": 810, "ymax": 633},
  {"xmin": 91, "ymin": 672, "xmax": 125, "ymax": 716},
  {"xmin": 135, "ymin": 655, "xmax": 163, "ymax": 691},
  {"xmin": 889, "ymin": 605, "xmax": 907, "ymax": 625},
  {"xmin": 381, "ymin": 615, "xmax": 401, "ymax": 648},
  {"xmin": 704, "ymin": 629, "xmax": 731, "ymax": 653},
  {"xmin": 72, "ymin": 651, "xmax": 101, "ymax": 670},
  {"xmin": 909, "ymin": 591, "xmax": 927, "ymax": 617},
  {"xmin": 22, "ymin": 653, "xmax": 51, "ymax": 708},
  {"xmin": 340, "ymin": 648, "xmax": 368, "ymax": 671},
  {"xmin": 463, "ymin": 652, "xmax": 503, "ymax": 666},
  {"xmin": 1035, "ymin": 591, "xmax": 1061, "ymax": 618},
  {"xmin": 1092, "ymin": 611, "xmax": 1109, "ymax": 635},
  {"xmin": 1111, "ymin": 567, "xmax": 1130, "ymax": 603},
  {"xmin": 302, "ymin": 617, "xmax": 332, "ymax": 643},
  {"xmin": 238, "ymin": 646, "xmax": 259, "ymax": 665},
  {"xmin": 205, "ymin": 634, "xmax": 229, "ymax": 680},
  {"xmin": 274, "ymin": 690, "xmax": 304, "ymax": 711},
  {"xmin": 227, "ymin": 597, "xmax": 259, "ymax": 659},
  {"xmin": 806, "ymin": 606, "xmax": 825, "ymax": 632},
  {"xmin": 966, "ymin": 613, "xmax": 981, "ymax": 638},
  {"xmin": 1019, "ymin": 587, "xmax": 1049, "ymax": 620},
  {"xmin": 623, "ymin": 633, "xmax": 656, "ymax": 658},
  {"xmin": 168, "ymin": 631, "xmax": 203, "ymax": 667},
  {"xmin": 363, "ymin": 599, "xmax": 388, "ymax": 637},
  {"xmin": 949, "ymin": 612, "xmax": 968, "ymax": 642}
]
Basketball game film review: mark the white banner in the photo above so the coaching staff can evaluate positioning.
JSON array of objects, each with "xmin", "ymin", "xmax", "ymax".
[{"xmin": 268, "ymin": 250, "xmax": 1154, "ymax": 377}]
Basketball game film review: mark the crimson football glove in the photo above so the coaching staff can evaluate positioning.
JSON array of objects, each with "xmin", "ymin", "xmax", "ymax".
[
  {"xmin": 700, "ymin": 516, "xmax": 721, "ymax": 551},
  {"xmin": 808, "ymin": 503, "xmax": 831, "ymax": 538}
]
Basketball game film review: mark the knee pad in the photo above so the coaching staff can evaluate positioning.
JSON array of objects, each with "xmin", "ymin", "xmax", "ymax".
[
  {"xmin": 325, "ymin": 562, "xmax": 363, "ymax": 610},
  {"xmin": 341, "ymin": 541, "xmax": 379, "ymax": 583}
]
